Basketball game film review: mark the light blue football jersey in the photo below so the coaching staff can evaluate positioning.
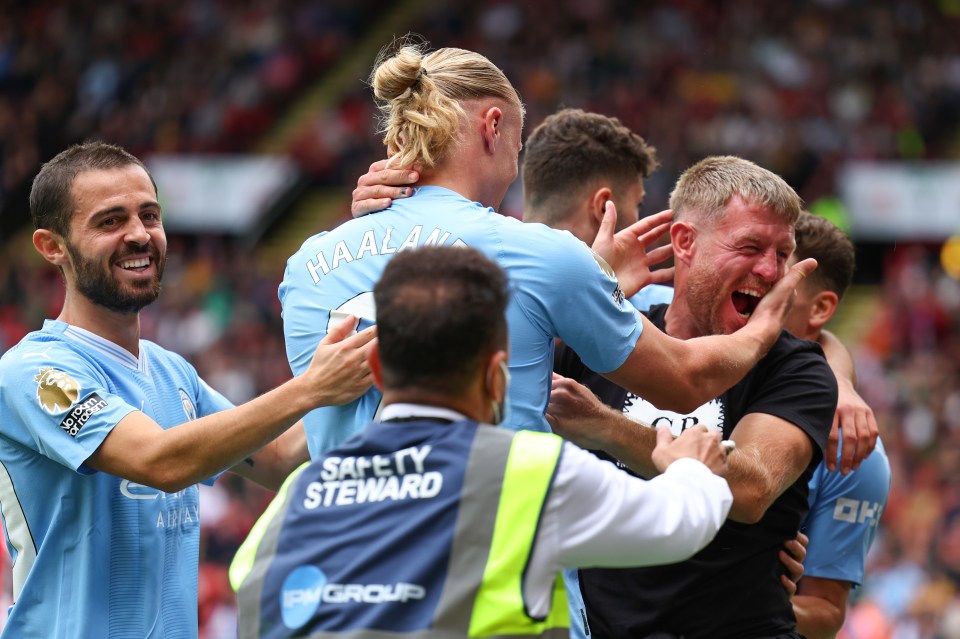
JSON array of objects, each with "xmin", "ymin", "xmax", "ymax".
[
  {"xmin": 0, "ymin": 320, "xmax": 234, "ymax": 638},
  {"xmin": 280, "ymin": 186, "xmax": 642, "ymax": 457},
  {"xmin": 801, "ymin": 438, "xmax": 890, "ymax": 585}
]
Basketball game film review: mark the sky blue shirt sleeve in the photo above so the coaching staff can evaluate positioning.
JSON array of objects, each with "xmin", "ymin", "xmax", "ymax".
[
  {"xmin": 801, "ymin": 439, "xmax": 891, "ymax": 585},
  {"xmin": 1, "ymin": 343, "xmax": 138, "ymax": 473},
  {"xmin": 510, "ymin": 225, "xmax": 643, "ymax": 375}
]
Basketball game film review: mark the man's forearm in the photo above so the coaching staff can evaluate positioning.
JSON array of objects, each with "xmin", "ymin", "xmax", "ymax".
[
  {"xmin": 793, "ymin": 594, "xmax": 845, "ymax": 639},
  {"xmin": 589, "ymin": 413, "xmax": 661, "ymax": 478},
  {"xmin": 92, "ymin": 377, "xmax": 319, "ymax": 493},
  {"xmin": 819, "ymin": 329, "xmax": 856, "ymax": 385},
  {"xmin": 230, "ymin": 422, "xmax": 310, "ymax": 490}
]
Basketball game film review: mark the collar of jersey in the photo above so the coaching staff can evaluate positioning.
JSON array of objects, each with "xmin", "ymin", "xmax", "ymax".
[
  {"xmin": 378, "ymin": 403, "xmax": 468, "ymax": 424},
  {"xmin": 53, "ymin": 320, "xmax": 145, "ymax": 372}
]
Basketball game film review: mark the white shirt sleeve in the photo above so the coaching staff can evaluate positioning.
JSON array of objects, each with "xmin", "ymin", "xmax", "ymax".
[{"xmin": 523, "ymin": 442, "xmax": 733, "ymax": 616}]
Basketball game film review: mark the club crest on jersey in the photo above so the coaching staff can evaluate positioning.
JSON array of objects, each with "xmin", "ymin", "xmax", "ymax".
[
  {"xmin": 34, "ymin": 367, "xmax": 81, "ymax": 414},
  {"xmin": 590, "ymin": 250, "xmax": 616, "ymax": 279},
  {"xmin": 179, "ymin": 389, "xmax": 197, "ymax": 422}
]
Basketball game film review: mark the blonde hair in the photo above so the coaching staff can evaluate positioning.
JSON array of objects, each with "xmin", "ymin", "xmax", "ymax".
[
  {"xmin": 370, "ymin": 40, "xmax": 522, "ymax": 169},
  {"xmin": 668, "ymin": 156, "xmax": 801, "ymax": 224}
]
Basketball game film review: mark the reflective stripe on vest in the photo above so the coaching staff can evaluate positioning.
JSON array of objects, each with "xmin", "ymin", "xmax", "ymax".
[
  {"xmin": 230, "ymin": 462, "xmax": 309, "ymax": 636},
  {"xmin": 468, "ymin": 430, "xmax": 568, "ymax": 637}
]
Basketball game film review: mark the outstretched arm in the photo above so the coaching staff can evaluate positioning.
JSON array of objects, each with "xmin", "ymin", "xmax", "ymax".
[
  {"xmin": 87, "ymin": 318, "xmax": 376, "ymax": 492},
  {"xmin": 603, "ymin": 258, "xmax": 817, "ymax": 413},
  {"xmin": 548, "ymin": 372, "xmax": 815, "ymax": 523},
  {"xmin": 546, "ymin": 373, "xmax": 660, "ymax": 477},
  {"xmin": 230, "ymin": 420, "xmax": 310, "ymax": 490}
]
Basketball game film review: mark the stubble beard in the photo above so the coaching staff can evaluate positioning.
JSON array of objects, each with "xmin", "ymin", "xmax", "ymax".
[
  {"xmin": 683, "ymin": 262, "xmax": 730, "ymax": 337},
  {"xmin": 66, "ymin": 242, "xmax": 165, "ymax": 314}
]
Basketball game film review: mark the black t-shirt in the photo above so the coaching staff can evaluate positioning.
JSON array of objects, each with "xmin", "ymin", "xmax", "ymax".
[{"xmin": 554, "ymin": 304, "xmax": 837, "ymax": 639}]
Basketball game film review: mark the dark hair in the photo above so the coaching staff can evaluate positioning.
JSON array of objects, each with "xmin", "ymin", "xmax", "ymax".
[
  {"xmin": 374, "ymin": 246, "xmax": 509, "ymax": 394},
  {"xmin": 793, "ymin": 212, "xmax": 855, "ymax": 299},
  {"xmin": 30, "ymin": 141, "xmax": 157, "ymax": 236},
  {"xmin": 521, "ymin": 108, "xmax": 658, "ymax": 224}
]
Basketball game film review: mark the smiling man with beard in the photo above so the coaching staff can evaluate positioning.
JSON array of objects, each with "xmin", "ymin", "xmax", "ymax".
[{"xmin": 0, "ymin": 141, "xmax": 377, "ymax": 638}]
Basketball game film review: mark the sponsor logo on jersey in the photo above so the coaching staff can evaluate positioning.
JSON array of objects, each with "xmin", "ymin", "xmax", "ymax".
[
  {"xmin": 34, "ymin": 367, "xmax": 81, "ymax": 413},
  {"xmin": 59, "ymin": 392, "xmax": 106, "ymax": 437},
  {"xmin": 833, "ymin": 498, "xmax": 884, "ymax": 527},
  {"xmin": 120, "ymin": 480, "xmax": 161, "ymax": 500},
  {"xmin": 179, "ymin": 388, "xmax": 197, "ymax": 421},
  {"xmin": 280, "ymin": 565, "xmax": 425, "ymax": 630}
]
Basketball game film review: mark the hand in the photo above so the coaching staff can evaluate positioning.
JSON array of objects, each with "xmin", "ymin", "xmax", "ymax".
[
  {"xmin": 651, "ymin": 424, "xmax": 728, "ymax": 476},
  {"xmin": 351, "ymin": 159, "xmax": 420, "ymax": 217},
  {"xmin": 779, "ymin": 531, "xmax": 809, "ymax": 596},
  {"xmin": 546, "ymin": 373, "xmax": 617, "ymax": 450},
  {"xmin": 746, "ymin": 258, "xmax": 818, "ymax": 350},
  {"xmin": 829, "ymin": 376, "xmax": 879, "ymax": 474},
  {"xmin": 302, "ymin": 315, "xmax": 378, "ymax": 406},
  {"xmin": 590, "ymin": 206, "xmax": 675, "ymax": 299}
]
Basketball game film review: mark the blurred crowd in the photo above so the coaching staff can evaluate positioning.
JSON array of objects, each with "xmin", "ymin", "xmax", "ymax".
[
  {"xmin": 0, "ymin": 0, "xmax": 372, "ymax": 238},
  {"xmin": 2, "ymin": 0, "xmax": 960, "ymax": 637}
]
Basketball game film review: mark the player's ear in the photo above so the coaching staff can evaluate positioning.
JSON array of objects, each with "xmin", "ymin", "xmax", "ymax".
[
  {"xmin": 33, "ymin": 229, "xmax": 69, "ymax": 267},
  {"xmin": 589, "ymin": 187, "xmax": 614, "ymax": 229},
  {"xmin": 484, "ymin": 350, "xmax": 509, "ymax": 399},
  {"xmin": 481, "ymin": 105, "xmax": 504, "ymax": 155},
  {"xmin": 809, "ymin": 290, "xmax": 839, "ymax": 330},
  {"xmin": 670, "ymin": 215, "xmax": 695, "ymax": 264}
]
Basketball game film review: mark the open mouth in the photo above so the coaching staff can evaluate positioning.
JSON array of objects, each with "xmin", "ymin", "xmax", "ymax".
[
  {"xmin": 117, "ymin": 257, "xmax": 151, "ymax": 272},
  {"xmin": 732, "ymin": 289, "xmax": 761, "ymax": 317}
]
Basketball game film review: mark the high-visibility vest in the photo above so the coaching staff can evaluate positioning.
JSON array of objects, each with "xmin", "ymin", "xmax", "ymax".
[{"xmin": 230, "ymin": 419, "xmax": 569, "ymax": 639}]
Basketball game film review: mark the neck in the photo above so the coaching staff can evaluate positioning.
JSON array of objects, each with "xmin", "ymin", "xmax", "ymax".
[
  {"xmin": 528, "ymin": 209, "xmax": 594, "ymax": 245},
  {"xmin": 57, "ymin": 290, "xmax": 142, "ymax": 357},
  {"xmin": 418, "ymin": 140, "xmax": 508, "ymax": 211},
  {"xmin": 663, "ymin": 292, "xmax": 700, "ymax": 340},
  {"xmin": 380, "ymin": 388, "xmax": 491, "ymax": 424}
]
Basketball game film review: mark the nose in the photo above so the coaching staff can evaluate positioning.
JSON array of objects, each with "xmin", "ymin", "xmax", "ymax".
[
  {"xmin": 123, "ymin": 217, "xmax": 150, "ymax": 245},
  {"xmin": 754, "ymin": 250, "xmax": 782, "ymax": 281}
]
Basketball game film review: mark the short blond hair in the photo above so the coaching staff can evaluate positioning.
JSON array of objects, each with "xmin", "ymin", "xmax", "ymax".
[
  {"xmin": 669, "ymin": 156, "xmax": 801, "ymax": 224},
  {"xmin": 370, "ymin": 39, "xmax": 522, "ymax": 169}
]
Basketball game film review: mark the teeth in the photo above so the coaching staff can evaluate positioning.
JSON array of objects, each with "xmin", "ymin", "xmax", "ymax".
[
  {"xmin": 120, "ymin": 258, "xmax": 150, "ymax": 269},
  {"xmin": 736, "ymin": 289, "xmax": 762, "ymax": 298}
]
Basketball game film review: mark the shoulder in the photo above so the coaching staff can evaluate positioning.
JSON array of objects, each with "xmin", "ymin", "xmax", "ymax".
[
  {"xmin": 755, "ymin": 331, "xmax": 836, "ymax": 383},
  {"xmin": 1, "ymin": 328, "xmax": 96, "ymax": 381},
  {"xmin": 770, "ymin": 330, "xmax": 828, "ymax": 361}
]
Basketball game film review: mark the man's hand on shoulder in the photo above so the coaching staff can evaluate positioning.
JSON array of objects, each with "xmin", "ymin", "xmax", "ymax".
[{"xmin": 351, "ymin": 159, "xmax": 419, "ymax": 217}]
